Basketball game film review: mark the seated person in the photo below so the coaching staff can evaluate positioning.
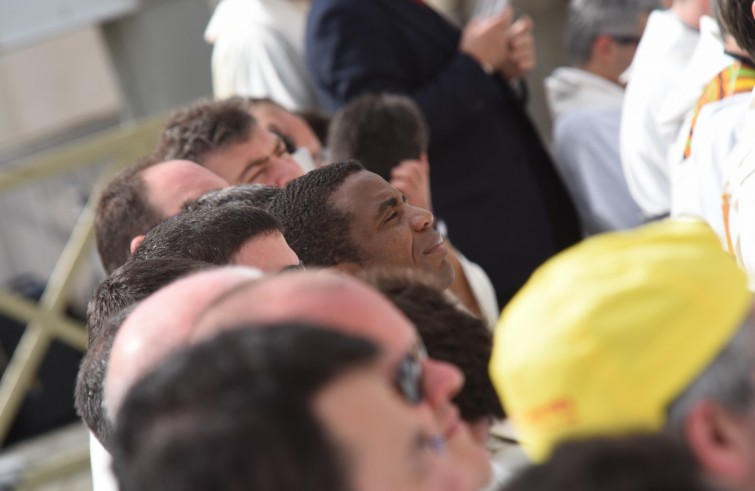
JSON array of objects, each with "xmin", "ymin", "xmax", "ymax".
[
  {"xmin": 105, "ymin": 268, "xmax": 490, "ymax": 491},
  {"xmin": 190, "ymin": 270, "xmax": 494, "ymax": 490},
  {"xmin": 358, "ymin": 268, "xmax": 513, "ymax": 487},
  {"xmin": 77, "ymin": 258, "xmax": 211, "ymax": 439},
  {"xmin": 245, "ymin": 97, "xmax": 326, "ymax": 169},
  {"xmin": 502, "ymin": 433, "xmax": 708, "ymax": 491},
  {"xmin": 94, "ymin": 157, "xmax": 227, "ymax": 274},
  {"xmin": 328, "ymin": 94, "xmax": 498, "ymax": 325},
  {"xmin": 129, "ymin": 201, "xmax": 300, "ymax": 273},
  {"xmin": 270, "ymin": 161, "xmax": 500, "ymax": 325},
  {"xmin": 490, "ymin": 220, "xmax": 755, "ymax": 491},
  {"xmin": 112, "ymin": 324, "xmax": 464, "ymax": 491},
  {"xmin": 182, "ymin": 183, "xmax": 280, "ymax": 213},
  {"xmin": 154, "ymin": 97, "xmax": 304, "ymax": 186},
  {"xmin": 358, "ymin": 268, "xmax": 504, "ymax": 439}
]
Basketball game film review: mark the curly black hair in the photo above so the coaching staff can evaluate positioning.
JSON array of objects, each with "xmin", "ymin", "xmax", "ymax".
[
  {"xmin": 357, "ymin": 268, "xmax": 505, "ymax": 423},
  {"xmin": 182, "ymin": 184, "xmax": 280, "ymax": 213},
  {"xmin": 269, "ymin": 161, "xmax": 364, "ymax": 267}
]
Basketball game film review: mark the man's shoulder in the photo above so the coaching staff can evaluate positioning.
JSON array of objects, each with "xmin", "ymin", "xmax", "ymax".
[{"xmin": 555, "ymin": 107, "xmax": 620, "ymax": 140}]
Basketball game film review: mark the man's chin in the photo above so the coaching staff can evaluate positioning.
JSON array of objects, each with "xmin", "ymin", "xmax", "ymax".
[
  {"xmin": 447, "ymin": 422, "xmax": 493, "ymax": 491},
  {"xmin": 439, "ymin": 260, "xmax": 455, "ymax": 290}
]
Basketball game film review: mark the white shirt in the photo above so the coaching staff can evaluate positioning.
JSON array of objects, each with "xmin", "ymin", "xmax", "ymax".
[
  {"xmin": 671, "ymin": 91, "xmax": 749, "ymax": 241},
  {"xmin": 620, "ymin": 10, "xmax": 701, "ymax": 218},
  {"xmin": 722, "ymin": 90, "xmax": 755, "ymax": 289},
  {"xmin": 546, "ymin": 67, "xmax": 643, "ymax": 235},
  {"xmin": 90, "ymin": 433, "xmax": 118, "ymax": 491},
  {"xmin": 204, "ymin": 0, "xmax": 318, "ymax": 110}
]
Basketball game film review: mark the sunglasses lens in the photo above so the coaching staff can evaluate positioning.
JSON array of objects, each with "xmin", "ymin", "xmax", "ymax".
[{"xmin": 395, "ymin": 351, "xmax": 423, "ymax": 404}]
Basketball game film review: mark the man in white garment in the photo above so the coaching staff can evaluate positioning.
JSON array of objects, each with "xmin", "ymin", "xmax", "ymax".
[
  {"xmin": 204, "ymin": 0, "xmax": 318, "ymax": 110},
  {"xmin": 717, "ymin": 0, "xmax": 755, "ymax": 288},
  {"xmin": 545, "ymin": 0, "xmax": 656, "ymax": 235},
  {"xmin": 670, "ymin": 28, "xmax": 753, "ymax": 241},
  {"xmin": 620, "ymin": 0, "xmax": 716, "ymax": 220}
]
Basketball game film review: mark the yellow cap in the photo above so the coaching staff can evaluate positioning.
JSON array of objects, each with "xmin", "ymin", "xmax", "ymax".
[{"xmin": 490, "ymin": 220, "xmax": 751, "ymax": 462}]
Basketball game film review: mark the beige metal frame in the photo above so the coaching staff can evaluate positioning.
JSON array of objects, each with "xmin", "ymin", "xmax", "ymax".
[{"xmin": 0, "ymin": 114, "xmax": 166, "ymax": 486}]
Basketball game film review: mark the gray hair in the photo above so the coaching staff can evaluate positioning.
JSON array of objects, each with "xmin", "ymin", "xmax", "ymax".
[
  {"xmin": 565, "ymin": 0, "xmax": 661, "ymax": 66},
  {"xmin": 666, "ymin": 318, "xmax": 755, "ymax": 432}
]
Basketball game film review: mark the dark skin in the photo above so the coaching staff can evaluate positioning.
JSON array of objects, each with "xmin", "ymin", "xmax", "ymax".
[{"xmin": 329, "ymin": 170, "xmax": 455, "ymax": 289}]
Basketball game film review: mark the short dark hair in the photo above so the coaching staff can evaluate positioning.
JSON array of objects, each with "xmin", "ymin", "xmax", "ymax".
[
  {"xmin": 298, "ymin": 109, "xmax": 331, "ymax": 146},
  {"xmin": 76, "ymin": 306, "xmax": 134, "ymax": 449},
  {"xmin": 154, "ymin": 98, "xmax": 255, "ymax": 165},
  {"xmin": 182, "ymin": 184, "xmax": 280, "ymax": 213},
  {"xmin": 269, "ymin": 161, "xmax": 364, "ymax": 266},
  {"xmin": 358, "ymin": 268, "xmax": 505, "ymax": 422},
  {"xmin": 77, "ymin": 258, "xmax": 212, "ymax": 448},
  {"xmin": 94, "ymin": 155, "xmax": 161, "ymax": 274},
  {"xmin": 502, "ymin": 434, "xmax": 708, "ymax": 491},
  {"xmin": 328, "ymin": 94, "xmax": 428, "ymax": 181},
  {"xmin": 130, "ymin": 202, "xmax": 281, "ymax": 265},
  {"xmin": 86, "ymin": 258, "xmax": 213, "ymax": 345},
  {"xmin": 719, "ymin": 0, "xmax": 755, "ymax": 61},
  {"xmin": 112, "ymin": 324, "xmax": 378, "ymax": 491}
]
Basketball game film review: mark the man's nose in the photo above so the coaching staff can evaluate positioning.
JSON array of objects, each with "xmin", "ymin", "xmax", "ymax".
[
  {"xmin": 410, "ymin": 205, "xmax": 434, "ymax": 231},
  {"xmin": 422, "ymin": 358, "xmax": 464, "ymax": 410},
  {"xmin": 273, "ymin": 155, "xmax": 305, "ymax": 187}
]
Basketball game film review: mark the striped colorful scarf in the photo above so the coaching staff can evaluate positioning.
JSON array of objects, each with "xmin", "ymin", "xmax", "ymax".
[{"xmin": 684, "ymin": 60, "xmax": 755, "ymax": 159}]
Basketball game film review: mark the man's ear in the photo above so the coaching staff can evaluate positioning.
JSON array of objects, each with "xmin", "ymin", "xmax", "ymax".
[
  {"xmin": 130, "ymin": 235, "xmax": 145, "ymax": 254},
  {"xmin": 751, "ymin": 1, "xmax": 755, "ymax": 21},
  {"xmin": 592, "ymin": 34, "xmax": 613, "ymax": 64},
  {"xmin": 684, "ymin": 401, "xmax": 752, "ymax": 487}
]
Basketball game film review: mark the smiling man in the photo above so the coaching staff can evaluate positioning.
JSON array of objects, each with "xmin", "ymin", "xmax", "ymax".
[
  {"xmin": 191, "ymin": 270, "xmax": 492, "ymax": 491},
  {"xmin": 269, "ymin": 160, "xmax": 454, "ymax": 289}
]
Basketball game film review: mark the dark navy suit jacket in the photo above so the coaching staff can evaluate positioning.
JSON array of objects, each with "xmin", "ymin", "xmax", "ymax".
[{"xmin": 307, "ymin": 0, "xmax": 581, "ymax": 306}]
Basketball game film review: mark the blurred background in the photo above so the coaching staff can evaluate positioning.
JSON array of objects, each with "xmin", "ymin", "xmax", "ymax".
[{"xmin": 0, "ymin": 0, "xmax": 567, "ymax": 489}]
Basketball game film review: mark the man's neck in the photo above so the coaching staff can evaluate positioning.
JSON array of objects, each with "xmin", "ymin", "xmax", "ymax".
[{"xmin": 580, "ymin": 62, "xmax": 623, "ymax": 88}]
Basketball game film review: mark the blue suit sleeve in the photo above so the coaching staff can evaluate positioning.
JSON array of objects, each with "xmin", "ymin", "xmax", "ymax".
[{"xmin": 307, "ymin": 0, "xmax": 506, "ymax": 141}]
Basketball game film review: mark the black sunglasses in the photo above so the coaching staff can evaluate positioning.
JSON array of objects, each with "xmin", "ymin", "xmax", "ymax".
[
  {"xmin": 610, "ymin": 35, "xmax": 642, "ymax": 46},
  {"xmin": 394, "ymin": 340, "xmax": 427, "ymax": 405}
]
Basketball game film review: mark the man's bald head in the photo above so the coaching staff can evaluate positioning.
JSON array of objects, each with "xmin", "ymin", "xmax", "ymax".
[
  {"xmin": 193, "ymin": 271, "xmax": 416, "ymax": 359},
  {"xmin": 141, "ymin": 160, "xmax": 228, "ymax": 219},
  {"xmin": 103, "ymin": 267, "xmax": 262, "ymax": 421},
  {"xmin": 95, "ymin": 158, "xmax": 228, "ymax": 273},
  {"xmin": 193, "ymin": 270, "xmax": 489, "ymax": 491}
]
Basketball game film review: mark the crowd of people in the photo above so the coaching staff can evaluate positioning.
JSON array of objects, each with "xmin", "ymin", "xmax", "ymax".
[{"xmin": 72, "ymin": 0, "xmax": 755, "ymax": 490}]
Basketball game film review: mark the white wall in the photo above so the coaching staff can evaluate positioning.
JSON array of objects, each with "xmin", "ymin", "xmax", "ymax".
[{"xmin": 0, "ymin": 26, "xmax": 122, "ymax": 157}]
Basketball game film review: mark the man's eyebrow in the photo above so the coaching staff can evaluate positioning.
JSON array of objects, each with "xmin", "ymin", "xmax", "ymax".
[
  {"xmin": 376, "ymin": 197, "xmax": 399, "ymax": 218},
  {"xmin": 280, "ymin": 261, "xmax": 305, "ymax": 273},
  {"xmin": 237, "ymin": 136, "xmax": 285, "ymax": 182},
  {"xmin": 237, "ymin": 159, "xmax": 264, "ymax": 183}
]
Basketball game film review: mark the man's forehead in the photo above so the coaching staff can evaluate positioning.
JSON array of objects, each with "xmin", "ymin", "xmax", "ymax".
[
  {"xmin": 330, "ymin": 170, "xmax": 398, "ymax": 209},
  {"xmin": 209, "ymin": 272, "xmax": 417, "ymax": 350},
  {"xmin": 142, "ymin": 160, "xmax": 228, "ymax": 216},
  {"xmin": 118, "ymin": 267, "xmax": 263, "ymax": 342}
]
